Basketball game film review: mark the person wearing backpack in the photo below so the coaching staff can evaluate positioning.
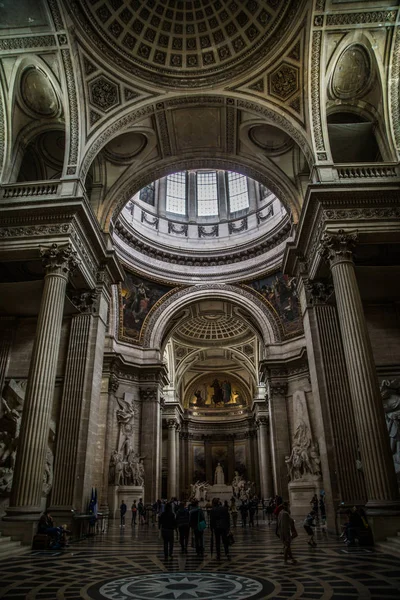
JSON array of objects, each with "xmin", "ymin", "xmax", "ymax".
[
  {"xmin": 176, "ymin": 502, "xmax": 190, "ymax": 553},
  {"xmin": 189, "ymin": 499, "xmax": 206, "ymax": 556},
  {"xmin": 131, "ymin": 500, "xmax": 137, "ymax": 526}
]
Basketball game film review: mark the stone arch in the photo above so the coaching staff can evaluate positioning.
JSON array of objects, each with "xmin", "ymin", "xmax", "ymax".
[
  {"xmin": 78, "ymin": 94, "xmax": 314, "ymax": 229},
  {"xmin": 102, "ymin": 154, "xmax": 300, "ymax": 233},
  {"xmin": 142, "ymin": 284, "xmax": 282, "ymax": 351}
]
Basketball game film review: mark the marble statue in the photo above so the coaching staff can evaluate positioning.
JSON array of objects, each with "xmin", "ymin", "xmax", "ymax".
[
  {"xmin": 0, "ymin": 381, "xmax": 25, "ymax": 496},
  {"xmin": 109, "ymin": 448, "xmax": 145, "ymax": 487},
  {"xmin": 380, "ymin": 379, "xmax": 400, "ymax": 481},
  {"xmin": 285, "ymin": 391, "xmax": 321, "ymax": 482},
  {"xmin": 214, "ymin": 462, "xmax": 225, "ymax": 485},
  {"xmin": 190, "ymin": 480, "xmax": 210, "ymax": 501}
]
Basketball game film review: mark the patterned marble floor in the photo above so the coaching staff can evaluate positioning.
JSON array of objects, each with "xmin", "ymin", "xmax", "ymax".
[{"xmin": 1, "ymin": 519, "xmax": 400, "ymax": 600}]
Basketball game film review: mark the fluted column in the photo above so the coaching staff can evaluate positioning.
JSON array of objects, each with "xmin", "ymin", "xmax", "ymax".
[
  {"xmin": 257, "ymin": 416, "xmax": 273, "ymax": 499},
  {"xmin": 7, "ymin": 244, "xmax": 77, "ymax": 518},
  {"xmin": 320, "ymin": 230, "xmax": 399, "ymax": 508},
  {"xmin": 100, "ymin": 374, "xmax": 119, "ymax": 506},
  {"xmin": 268, "ymin": 383, "xmax": 290, "ymax": 499},
  {"xmin": 306, "ymin": 281, "xmax": 366, "ymax": 505},
  {"xmin": 176, "ymin": 425, "xmax": 181, "ymax": 499},
  {"xmin": 140, "ymin": 387, "xmax": 162, "ymax": 502},
  {"xmin": 167, "ymin": 419, "xmax": 177, "ymax": 499}
]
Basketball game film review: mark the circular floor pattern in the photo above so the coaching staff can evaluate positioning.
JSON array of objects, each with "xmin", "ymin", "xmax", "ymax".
[{"xmin": 88, "ymin": 572, "xmax": 271, "ymax": 600}]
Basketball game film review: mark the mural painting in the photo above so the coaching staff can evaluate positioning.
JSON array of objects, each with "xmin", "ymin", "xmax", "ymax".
[
  {"xmin": 234, "ymin": 442, "xmax": 248, "ymax": 479},
  {"xmin": 189, "ymin": 375, "xmax": 247, "ymax": 410},
  {"xmin": 245, "ymin": 272, "xmax": 302, "ymax": 335},
  {"xmin": 192, "ymin": 444, "xmax": 206, "ymax": 482},
  {"xmin": 211, "ymin": 445, "xmax": 229, "ymax": 480},
  {"xmin": 120, "ymin": 270, "xmax": 174, "ymax": 341}
]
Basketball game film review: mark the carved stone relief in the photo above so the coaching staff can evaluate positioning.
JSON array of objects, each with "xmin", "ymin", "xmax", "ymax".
[{"xmin": 285, "ymin": 390, "xmax": 321, "ymax": 482}]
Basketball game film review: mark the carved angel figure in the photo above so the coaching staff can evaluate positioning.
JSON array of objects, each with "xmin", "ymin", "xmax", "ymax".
[{"xmin": 116, "ymin": 397, "xmax": 137, "ymax": 427}]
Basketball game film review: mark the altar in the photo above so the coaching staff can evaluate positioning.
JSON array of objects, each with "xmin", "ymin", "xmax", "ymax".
[{"xmin": 208, "ymin": 483, "xmax": 233, "ymax": 503}]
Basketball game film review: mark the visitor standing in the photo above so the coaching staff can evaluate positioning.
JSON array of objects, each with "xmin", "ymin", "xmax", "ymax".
[
  {"xmin": 239, "ymin": 500, "xmax": 248, "ymax": 527},
  {"xmin": 304, "ymin": 510, "xmax": 317, "ymax": 547},
  {"xmin": 176, "ymin": 502, "xmax": 190, "ymax": 553},
  {"xmin": 277, "ymin": 502, "xmax": 297, "ymax": 565},
  {"xmin": 159, "ymin": 502, "xmax": 177, "ymax": 559},
  {"xmin": 229, "ymin": 498, "xmax": 238, "ymax": 528},
  {"xmin": 138, "ymin": 498, "xmax": 145, "ymax": 525},
  {"xmin": 131, "ymin": 500, "xmax": 137, "ymax": 526},
  {"xmin": 210, "ymin": 497, "xmax": 231, "ymax": 561},
  {"xmin": 189, "ymin": 499, "xmax": 206, "ymax": 556},
  {"xmin": 120, "ymin": 500, "xmax": 127, "ymax": 528}
]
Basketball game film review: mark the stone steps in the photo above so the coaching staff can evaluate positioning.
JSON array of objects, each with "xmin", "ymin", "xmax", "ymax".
[{"xmin": 0, "ymin": 533, "xmax": 28, "ymax": 560}]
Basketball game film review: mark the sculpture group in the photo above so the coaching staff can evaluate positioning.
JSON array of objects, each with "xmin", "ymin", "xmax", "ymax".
[{"xmin": 108, "ymin": 393, "xmax": 145, "ymax": 488}]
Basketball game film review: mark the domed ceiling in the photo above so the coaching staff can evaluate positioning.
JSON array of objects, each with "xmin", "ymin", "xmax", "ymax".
[{"xmin": 68, "ymin": 0, "xmax": 303, "ymax": 87}]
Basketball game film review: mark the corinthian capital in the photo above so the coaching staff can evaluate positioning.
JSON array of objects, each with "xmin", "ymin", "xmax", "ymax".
[
  {"xmin": 305, "ymin": 280, "xmax": 334, "ymax": 305},
  {"xmin": 269, "ymin": 382, "xmax": 288, "ymax": 397},
  {"xmin": 319, "ymin": 229, "xmax": 358, "ymax": 267},
  {"xmin": 41, "ymin": 243, "xmax": 78, "ymax": 275}
]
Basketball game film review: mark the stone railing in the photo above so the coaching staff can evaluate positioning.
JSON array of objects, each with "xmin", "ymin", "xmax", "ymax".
[
  {"xmin": 336, "ymin": 164, "xmax": 398, "ymax": 179},
  {"xmin": 1, "ymin": 181, "xmax": 60, "ymax": 198}
]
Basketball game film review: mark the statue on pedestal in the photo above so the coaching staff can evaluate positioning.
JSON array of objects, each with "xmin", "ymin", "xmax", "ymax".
[
  {"xmin": 285, "ymin": 391, "xmax": 321, "ymax": 482},
  {"xmin": 380, "ymin": 379, "xmax": 400, "ymax": 482},
  {"xmin": 214, "ymin": 462, "xmax": 225, "ymax": 485}
]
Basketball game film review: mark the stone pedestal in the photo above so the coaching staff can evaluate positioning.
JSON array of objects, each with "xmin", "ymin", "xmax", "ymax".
[
  {"xmin": 288, "ymin": 478, "xmax": 322, "ymax": 520},
  {"xmin": 208, "ymin": 484, "xmax": 233, "ymax": 503},
  {"xmin": 108, "ymin": 485, "xmax": 144, "ymax": 520}
]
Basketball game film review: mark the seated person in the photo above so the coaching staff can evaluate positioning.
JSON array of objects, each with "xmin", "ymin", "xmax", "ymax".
[{"xmin": 38, "ymin": 510, "xmax": 68, "ymax": 547}]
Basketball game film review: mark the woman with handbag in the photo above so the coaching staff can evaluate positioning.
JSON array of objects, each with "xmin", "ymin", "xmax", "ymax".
[
  {"xmin": 210, "ymin": 497, "xmax": 231, "ymax": 561},
  {"xmin": 189, "ymin": 499, "xmax": 206, "ymax": 556}
]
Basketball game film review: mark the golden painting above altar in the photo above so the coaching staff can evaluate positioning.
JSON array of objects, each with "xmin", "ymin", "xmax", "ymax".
[{"xmin": 186, "ymin": 374, "xmax": 249, "ymax": 414}]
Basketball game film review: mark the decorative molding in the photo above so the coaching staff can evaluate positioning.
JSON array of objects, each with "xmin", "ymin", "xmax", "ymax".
[
  {"xmin": 40, "ymin": 243, "xmax": 79, "ymax": 275},
  {"xmin": 311, "ymin": 30, "xmax": 324, "ymax": 154},
  {"xmin": 228, "ymin": 218, "xmax": 248, "ymax": 234},
  {"xmin": 139, "ymin": 387, "xmax": 158, "ymax": 403},
  {"xmin": 256, "ymin": 206, "xmax": 274, "ymax": 224},
  {"xmin": 0, "ymin": 83, "xmax": 4, "ymax": 180},
  {"xmin": 168, "ymin": 222, "xmax": 188, "ymax": 236},
  {"xmin": 108, "ymin": 373, "xmax": 119, "ymax": 394},
  {"xmin": 141, "ymin": 211, "xmax": 159, "ymax": 229},
  {"xmin": 319, "ymin": 229, "xmax": 358, "ymax": 267},
  {"xmin": 268, "ymin": 62, "xmax": 299, "ymax": 101},
  {"xmin": 305, "ymin": 280, "xmax": 334, "ymax": 305},
  {"xmin": 61, "ymin": 49, "xmax": 79, "ymax": 168},
  {"xmin": 155, "ymin": 104, "xmax": 172, "ymax": 157},
  {"xmin": 269, "ymin": 382, "xmax": 288, "ymax": 396},
  {"xmin": 198, "ymin": 225, "xmax": 219, "ymax": 238},
  {"xmin": 0, "ymin": 36, "xmax": 56, "ymax": 50},
  {"xmin": 323, "ymin": 206, "xmax": 400, "ymax": 221},
  {"xmin": 47, "ymin": 0, "xmax": 65, "ymax": 31},
  {"xmin": 390, "ymin": 28, "xmax": 400, "ymax": 151},
  {"xmin": 70, "ymin": 290, "xmax": 98, "ymax": 314},
  {"xmin": 0, "ymin": 223, "xmax": 71, "ymax": 238},
  {"xmin": 326, "ymin": 11, "xmax": 397, "ymax": 27},
  {"xmin": 88, "ymin": 75, "xmax": 120, "ymax": 113},
  {"xmin": 226, "ymin": 100, "xmax": 235, "ymax": 155},
  {"xmin": 2, "ymin": 182, "xmax": 59, "ymax": 198},
  {"xmin": 115, "ymin": 217, "xmax": 291, "ymax": 268}
]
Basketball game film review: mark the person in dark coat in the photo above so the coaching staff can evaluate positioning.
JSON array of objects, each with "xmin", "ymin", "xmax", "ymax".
[
  {"xmin": 176, "ymin": 502, "xmax": 190, "ymax": 553},
  {"xmin": 210, "ymin": 497, "xmax": 231, "ymax": 560},
  {"xmin": 239, "ymin": 500, "xmax": 248, "ymax": 527},
  {"xmin": 189, "ymin": 499, "xmax": 206, "ymax": 556},
  {"xmin": 159, "ymin": 502, "xmax": 177, "ymax": 559}
]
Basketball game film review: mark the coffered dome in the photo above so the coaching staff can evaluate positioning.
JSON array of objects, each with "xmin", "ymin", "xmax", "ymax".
[{"xmin": 68, "ymin": 0, "xmax": 303, "ymax": 87}]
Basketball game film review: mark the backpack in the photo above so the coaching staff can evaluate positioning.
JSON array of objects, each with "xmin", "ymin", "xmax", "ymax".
[{"xmin": 176, "ymin": 508, "xmax": 189, "ymax": 527}]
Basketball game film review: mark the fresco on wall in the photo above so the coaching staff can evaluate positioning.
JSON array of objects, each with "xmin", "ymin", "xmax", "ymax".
[
  {"xmin": 193, "ymin": 444, "xmax": 206, "ymax": 482},
  {"xmin": 245, "ymin": 272, "xmax": 302, "ymax": 335},
  {"xmin": 188, "ymin": 375, "xmax": 247, "ymax": 410},
  {"xmin": 120, "ymin": 270, "xmax": 174, "ymax": 341},
  {"xmin": 234, "ymin": 443, "xmax": 248, "ymax": 479},
  {"xmin": 211, "ymin": 445, "xmax": 229, "ymax": 480}
]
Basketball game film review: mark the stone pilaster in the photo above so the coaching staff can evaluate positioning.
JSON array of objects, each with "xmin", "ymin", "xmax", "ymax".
[
  {"xmin": 268, "ymin": 382, "xmax": 290, "ymax": 500},
  {"xmin": 167, "ymin": 419, "xmax": 177, "ymax": 499},
  {"xmin": 320, "ymin": 230, "xmax": 399, "ymax": 509},
  {"xmin": 257, "ymin": 416, "xmax": 273, "ymax": 500},
  {"xmin": 140, "ymin": 387, "xmax": 162, "ymax": 502},
  {"xmin": 176, "ymin": 424, "xmax": 181, "ymax": 498},
  {"xmin": 305, "ymin": 280, "xmax": 366, "ymax": 506},
  {"xmin": 7, "ymin": 244, "xmax": 77, "ymax": 518}
]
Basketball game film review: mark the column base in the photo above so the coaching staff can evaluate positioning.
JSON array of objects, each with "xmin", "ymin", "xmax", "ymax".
[
  {"xmin": 108, "ymin": 485, "xmax": 144, "ymax": 520},
  {"xmin": 288, "ymin": 477, "xmax": 322, "ymax": 519},
  {"xmin": 4, "ymin": 505, "xmax": 42, "ymax": 520},
  {"xmin": 0, "ymin": 519, "xmax": 38, "ymax": 545}
]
